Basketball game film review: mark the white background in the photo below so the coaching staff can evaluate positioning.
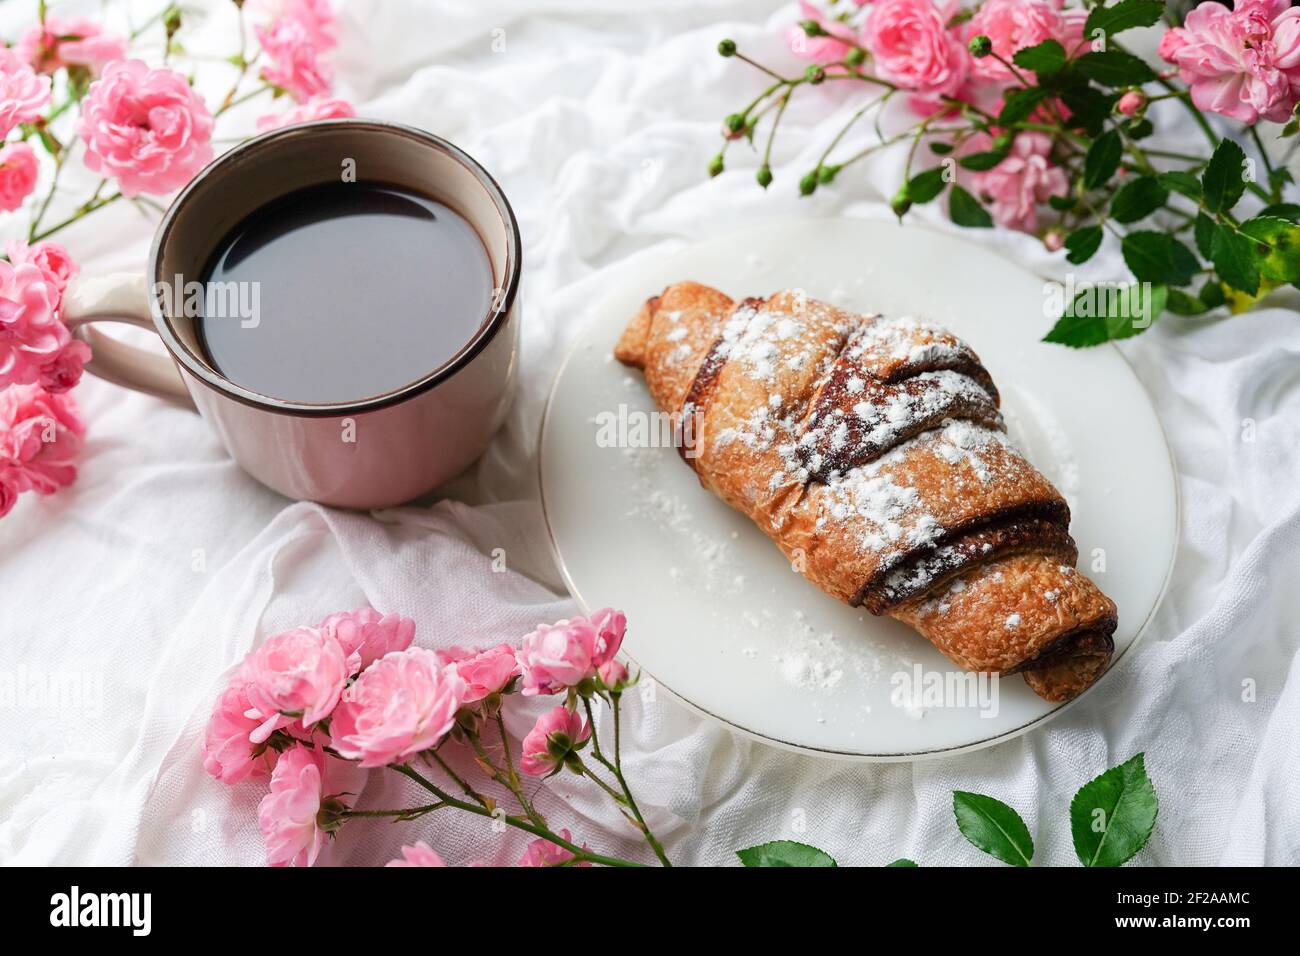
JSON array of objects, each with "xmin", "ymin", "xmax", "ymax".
[{"xmin": 1, "ymin": 0, "xmax": 1297, "ymax": 866}]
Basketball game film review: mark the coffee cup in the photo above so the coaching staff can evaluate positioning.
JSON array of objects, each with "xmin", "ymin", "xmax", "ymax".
[{"xmin": 61, "ymin": 119, "xmax": 520, "ymax": 509}]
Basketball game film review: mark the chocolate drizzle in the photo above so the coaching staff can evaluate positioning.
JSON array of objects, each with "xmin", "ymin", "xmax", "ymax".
[{"xmin": 854, "ymin": 507, "xmax": 1074, "ymax": 613}]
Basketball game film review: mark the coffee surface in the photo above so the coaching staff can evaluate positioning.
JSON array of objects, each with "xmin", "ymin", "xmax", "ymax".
[{"xmin": 197, "ymin": 182, "xmax": 494, "ymax": 403}]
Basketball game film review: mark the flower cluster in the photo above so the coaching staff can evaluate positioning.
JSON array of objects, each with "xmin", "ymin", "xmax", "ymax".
[
  {"xmin": 202, "ymin": 606, "xmax": 664, "ymax": 868},
  {"xmin": 0, "ymin": 1, "xmax": 355, "ymax": 521},
  {"xmin": 248, "ymin": 0, "xmax": 355, "ymax": 129},
  {"xmin": 77, "ymin": 59, "xmax": 215, "ymax": 198},
  {"xmin": 0, "ymin": 381, "xmax": 86, "ymax": 519},
  {"xmin": 16, "ymin": 16, "xmax": 127, "ymax": 77},
  {"xmin": 715, "ymin": 1, "xmax": 1300, "ymax": 346},
  {"xmin": 0, "ymin": 236, "xmax": 87, "ymax": 517},
  {"xmin": 1160, "ymin": 1, "xmax": 1300, "ymax": 124}
]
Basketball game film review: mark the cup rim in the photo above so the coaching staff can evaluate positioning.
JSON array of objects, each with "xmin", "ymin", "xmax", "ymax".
[{"xmin": 148, "ymin": 118, "xmax": 522, "ymax": 417}]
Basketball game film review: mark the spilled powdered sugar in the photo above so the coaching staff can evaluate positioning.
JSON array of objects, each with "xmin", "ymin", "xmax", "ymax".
[
  {"xmin": 768, "ymin": 610, "xmax": 894, "ymax": 696},
  {"xmin": 631, "ymin": 488, "xmax": 746, "ymax": 596}
]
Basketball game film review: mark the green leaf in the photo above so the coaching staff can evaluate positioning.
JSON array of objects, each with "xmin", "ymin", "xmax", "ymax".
[
  {"xmin": 1084, "ymin": 130, "xmax": 1123, "ymax": 190},
  {"xmin": 1283, "ymin": 101, "xmax": 1300, "ymax": 138},
  {"xmin": 1076, "ymin": 50, "xmax": 1156, "ymax": 86},
  {"xmin": 952, "ymin": 791, "xmax": 1034, "ymax": 867},
  {"xmin": 1240, "ymin": 216, "xmax": 1300, "ymax": 282},
  {"xmin": 958, "ymin": 150, "xmax": 1008, "ymax": 171},
  {"xmin": 1084, "ymin": 0, "xmax": 1165, "ymax": 41},
  {"xmin": 1165, "ymin": 288, "xmax": 1206, "ymax": 316},
  {"xmin": 1199, "ymin": 279, "xmax": 1226, "ymax": 309},
  {"xmin": 1059, "ymin": 84, "xmax": 1115, "ymax": 136},
  {"xmin": 1211, "ymin": 224, "xmax": 1261, "ymax": 295},
  {"xmin": 999, "ymin": 87, "xmax": 1049, "ymax": 126},
  {"xmin": 1125, "ymin": 117, "xmax": 1154, "ymax": 140},
  {"xmin": 1110, "ymin": 176, "xmax": 1168, "ymax": 224},
  {"xmin": 1065, "ymin": 225, "xmax": 1104, "ymax": 264},
  {"xmin": 1122, "ymin": 231, "xmax": 1200, "ymax": 286},
  {"xmin": 1202, "ymin": 139, "xmax": 1248, "ymax": 214},
  {"xmin": 949, "ymin": 185, "xmax": 993, "ymax": 228},
  {"xmin": 1048, "ymin": 193, "xmax": 1077, "ymax": 212},
  {"xmin": 1013, "ymin": 39, "xmax": 1067, "ymax": 76},
  {"xmin": 907, "ymin": 167, "xmax": 948, "ymax": 204},
  {"xmin": 1194, "ymin": 212, "xmax": 1217, "ymax": 260},
  {"xmin": 1043, "ymin": 283, "xmax": 1167, "ymax": 346},
  {"xmin": 1157, "ymin": 170, "xmax": 1202, "ymax": 201},
  {"xmin": 929, "ymin": 141, "xmax": 954, "ymax": 155},
  {"xmin": 886, "ymin": 858, "xmax": 918, "ymax": 867},
  {"xmin": 736, "ymin": 840, "xmax": 838, "ymax": 867},
  {"xmin": 29, "ymin": 124, "xmax": 61, "ymax": 158},
  {"xmin": 1258, "ymin": 202, "xmax": 1300, "ymax": 222},
  {"xmin": 1070, "ymin": 753, "xmax": 1159, "ymax": 867}
]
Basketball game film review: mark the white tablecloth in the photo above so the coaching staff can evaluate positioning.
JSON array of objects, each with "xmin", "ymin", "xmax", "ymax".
[{"xmin": 2, "ymin": 0, "xmax": 1297, "ymax": 866}]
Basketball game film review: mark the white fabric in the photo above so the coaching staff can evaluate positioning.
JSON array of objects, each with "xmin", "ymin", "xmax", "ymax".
[{"xmin": 2, "ymin": 0, "xmax": 1298, "ymax": 867}]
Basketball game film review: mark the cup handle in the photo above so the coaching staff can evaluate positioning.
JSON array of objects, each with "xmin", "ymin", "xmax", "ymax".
[{"xmin": 60, "ymin": 272, "xmax": 195, "ymax": 408}]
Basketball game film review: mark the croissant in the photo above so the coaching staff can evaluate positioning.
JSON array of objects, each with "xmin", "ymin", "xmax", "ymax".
[{"xmin": 614, "ymin": 281, "xmax": 1117, "ymax": 702}]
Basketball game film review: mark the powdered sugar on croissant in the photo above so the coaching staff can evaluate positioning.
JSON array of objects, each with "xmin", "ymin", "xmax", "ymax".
[{"xmin": 615, "ymin": 281, "xmax": 1117, "ymax": 702}]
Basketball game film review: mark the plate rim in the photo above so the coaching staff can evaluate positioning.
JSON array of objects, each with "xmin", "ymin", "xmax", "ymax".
[{"xmin": 536, "ymin": 216, "xmax": 1182, "ymax": 762}]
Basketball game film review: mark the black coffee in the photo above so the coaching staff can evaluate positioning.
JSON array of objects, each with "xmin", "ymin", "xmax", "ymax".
[{"xmin": 197, "ymin": 182, "xmax": 494, "ymax": 403}]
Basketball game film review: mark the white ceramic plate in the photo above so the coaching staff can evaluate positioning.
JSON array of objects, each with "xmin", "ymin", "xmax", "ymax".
[{"xmin": 539, "ymin": 218, "xmax": 1177, "ymax": 760}]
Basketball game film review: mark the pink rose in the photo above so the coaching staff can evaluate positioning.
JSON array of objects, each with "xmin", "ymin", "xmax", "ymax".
[
  {"xmin": 0, "ymin": 142, "xmax": 39, "ymax": 213},
  {"xmin": 257, "ymin": 19, "xmax": 333, "ymax": 103},
  {"xmin": 256, "ymin": 95, "xmax": 354, "ymax": 132},
  {"xmin": 202, "ymin": 679, "xmax": 276, "ymax": 784},
  {"xmin": 386, "ymin": 841, "xmax": 447, "ymax": 867},
  {"xmin": 0, "ymin": 472, "xmax": 19, "ymax": 520},
  {"xmin": 258, "ymin": 745, "xmax": 328, "ymax": 867},
  {"xmin": 0, "ymin": 48, "xmax": 51, "ymax": 139},
  {"xmin": 967, "ymin": 0, "xmax": 1071, "ymax": 82},
  {"xmin": 242, "ymin": 625, "xmax": 348, "ymax": 742},
  {"xmin": 437, "ymin": 643, "xmax": 520, "ymax": 703},
  {"xmin": 588, "ymin": 607, "xmax": 626, "ymax": 667},
  {"xmin": 786, "ymin": 1, "xmax": 860, "ymax": 64},
  {"xmin": 517, "ymin": 829, "xmax": 590, "ymax": 867},
  {"xmin": 1059, "ymin": 7, "xmax": 1089, "ymax": 55},
  {"xmin": 78, "ymin": 60, "xmax": 214, "ymax": 197},
  {"xmin": 969, "ymin": 131, "xmax": 1068, "ymax": 232},
  {"xmin": 1162, "ymin": 1, "xmax": 1300, "ymax": 124},
  {"xmin": 0, "ymin": 260, "xmax": 65, "ymax": 390},
  {"xmin": 1116, "ymin": 90, "xmax": 1146, "ymax": 117},
  {"xmin": 37, "ymin": 341, "xmax": 91, "ymax": 394},
  {"xmin": 317, "ymin": 607, "xmax": 414, "ymax": 676},
  {"xmin": 0, "ymin": 384, "xmax": 85, "ymax": 506},
  {"xmin": 330, "ymin": 648, "xmax": 465, "ymax": 767},
  {"xmin": 248, "ymin": 0, "xmax": 339, "ymax": 52},
  {"xmin": 6, "ymin": 240, "xmax": 79, "ymax": 299},
  {"xmin": 16, "ymin": 17, "xmax": 127, "ymax": 76},
  {"xmin": 520, "ymin": 705, "xmax": 591, "ymax": 776},
  {"xmin": 517, "ymin": 618, "xmax": 599, "ymax": 696},
  {"xmin": 1157, "ymin": 28, "xmax": 1190, "ymax": 64},
  {"xmin": 598, "ymin": 659, "xmax": 628, "ymax": 689},
  {"xmin": 863, "ymin": 0, "xmax": 969, "ymax": 98}
]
